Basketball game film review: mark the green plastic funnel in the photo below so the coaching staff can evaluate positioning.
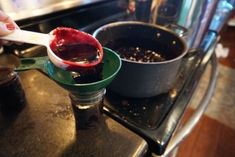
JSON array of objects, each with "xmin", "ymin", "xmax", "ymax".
[{"xmin": 16, "ymin": 47, "xmax": 122, "ymax": 93}]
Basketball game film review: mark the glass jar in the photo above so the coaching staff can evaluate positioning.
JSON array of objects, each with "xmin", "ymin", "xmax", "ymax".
[
  {"xmin": 0, "ymin": 67, "xmax": 26, "ymax": 115},
  {"xmin": 69, "ymin": 88, "xmax": 106, "ymax": 129}
]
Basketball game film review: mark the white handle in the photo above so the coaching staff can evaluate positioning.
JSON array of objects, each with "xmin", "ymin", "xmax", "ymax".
[{"xmin": 0, "ymin": 29, "xmax": 50, "ymax": 46}]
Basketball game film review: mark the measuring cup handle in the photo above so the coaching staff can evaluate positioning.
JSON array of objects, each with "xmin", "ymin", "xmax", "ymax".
[
  {"xmin": 0, "ymin": 29, "xmax": 49, "ymax": 46},
  {"xmin": 16, "ymin": 56, "xmax": 49, "ymax": 73}
]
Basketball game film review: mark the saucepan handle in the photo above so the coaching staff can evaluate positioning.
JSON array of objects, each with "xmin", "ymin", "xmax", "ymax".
[
  {"xmin": 15, "ymin": 56, "xmax": 48, "ymax": 73},
  {"xmin": 183, "ymin": 48, "xmax": 200, "ymax": 58},
  {"xmin": 165, "ymin": 24, "xmax": 199, "ymax": 58},
  {"xmin": 166, "ymin": 24, "xmax": 188, "ymax": 37}
]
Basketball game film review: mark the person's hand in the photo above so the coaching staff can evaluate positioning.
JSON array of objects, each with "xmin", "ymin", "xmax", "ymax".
[
  {"xmin": 0, "ymin": 10, "xmax": 20, "ymax": 47},
  {"xmin": 0, "ymin": 10, "xmax": 19, "ymax": 36}
]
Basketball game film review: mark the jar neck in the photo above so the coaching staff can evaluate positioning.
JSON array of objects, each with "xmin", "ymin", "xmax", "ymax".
[
  {"xmin": 69, "ymin": 88, "xmax": 106, "ymax": 106},
  {"xmin": 0, "ymin": 67, "xmax": 17, "ymax": 85}
]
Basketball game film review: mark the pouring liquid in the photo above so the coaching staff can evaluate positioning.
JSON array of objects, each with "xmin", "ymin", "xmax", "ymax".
[
  {"xmin": 54, "ymin": 44, "xmax": 100, "ymax": 64},
  {"xmin": 50, "ymin": 27, "xmax": 102, "ymax": 64},
  {"xmin": 50, "ymin": 27, "xmax": 103, "ymax": 84}
]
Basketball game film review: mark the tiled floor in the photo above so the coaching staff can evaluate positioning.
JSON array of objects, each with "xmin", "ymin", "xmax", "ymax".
[{"xmin": 176, "ymin": 26, "xmax": 235, "ymax": 157}]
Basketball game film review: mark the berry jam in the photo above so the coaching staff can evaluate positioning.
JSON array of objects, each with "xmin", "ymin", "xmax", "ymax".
[
  {"xmin": 0, "ymin": 67, "xmax": 26, "ymax": 115},
  {"xmin": 71, "ymin": 62, "xmax": 103, "ymax": 84},
  {"xmin": 53, "ymin": 44, "xmax": 100, "ymax": 64},
  {"xmin": 106, "ymin": 37, "xmax": 175, "ymax": 63},
  {"xmin": 50, "ymin": 27, "xmax": 102, "ymax": 64},
  {"xmin": 49, "ymin": 27, "xmax": 104, "ymax": 83},
  {"xmin": 116, "ymin": 46, "xmax": 166, "ymax": 62}
]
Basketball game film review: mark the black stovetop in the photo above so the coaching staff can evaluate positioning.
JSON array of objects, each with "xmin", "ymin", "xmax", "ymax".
[{"xmin": 103, "ymin": 51, "xmax": 203, "ymax": 154}]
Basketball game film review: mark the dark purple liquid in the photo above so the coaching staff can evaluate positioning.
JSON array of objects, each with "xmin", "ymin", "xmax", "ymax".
[
  {"xmin": 49, "ymin": 27, "xmax": 102, "ymax": 65},
  {"xmin": 70, "ymin": 94, "xmax": 102, "ymax": 129},
  {"xmin": 0, "ymin": 68, "xmax": 25, "ymax": 114},
  {"xmin": 116, "ymin": 46, "xmax": 166, "ymax": 62},
  {"xmin": 55, "ymin": 44, "xmax": 100, "ymax": 64},
  {"xmin": 106, "ymin": 37, "xmax": 175, "ymax": 62},
  {"xmin": 49, "ymin": 27, "xmax": 104, "ymax": 83},
  {"xmin": 55, "ymin": 44, "xmax": 104, "ymax": 83},
  {"xmin": 71, "ymin": 62, "xmax": 103, "ymax": 84},
  {"xmin": 71, "ymin": 102, "xmax": 101, "ymax": 129}
]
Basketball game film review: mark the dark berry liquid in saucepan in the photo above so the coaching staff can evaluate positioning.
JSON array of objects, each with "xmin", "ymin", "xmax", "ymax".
[{"xmin": 106, "ymin": 37, "xmax": 176, "ymax": 62}]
